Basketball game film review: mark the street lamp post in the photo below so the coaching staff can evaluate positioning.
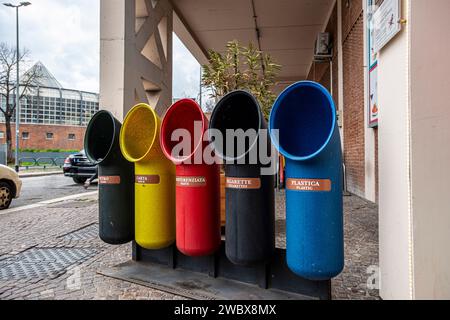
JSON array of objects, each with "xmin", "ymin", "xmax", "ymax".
[{"xmin": 3, "ymin": 1, "xmax": 31, "ymax": 172}]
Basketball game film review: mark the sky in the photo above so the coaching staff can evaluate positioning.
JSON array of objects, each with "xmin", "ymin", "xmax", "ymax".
[{"xmin": 0, "ymin": 0, "xmax": 201, "ymax": 100}]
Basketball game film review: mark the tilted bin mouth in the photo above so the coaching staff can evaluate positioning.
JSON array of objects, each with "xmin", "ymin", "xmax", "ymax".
[
  {"xmin": 161, "ymin": 99, "xmax": 206, "ymax": 164},
  {"xmin": 209, "ymin": 90, "xmax": 262, "ymax": 161},
  {"xmin": 269, "ymin": 81, "xmax": 336, "ymax": 161},
  {"xmin": 120, "ymin": 103, "xmax": 158, "ymax": 163},
  {"xmin": 84, "ymin": 110, "xmax": 117, "ymax": 165}
]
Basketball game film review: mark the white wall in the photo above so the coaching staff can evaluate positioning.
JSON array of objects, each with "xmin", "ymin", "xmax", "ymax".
[
  {"xmin": 379, "ymin": 0, "xmax": 450, "ymax": 299},
  {"xmin": 378, "ymin": 0, "xmax": 412, "ymax": 300},
  {"xmin": 409, "ymin": 0, "xmax": 450, "ymax": 299}
]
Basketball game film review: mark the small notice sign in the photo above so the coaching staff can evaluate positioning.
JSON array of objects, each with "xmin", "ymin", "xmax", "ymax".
[
  {"xmin": 99, "ymin": 176, "xmax": 121, "ymax": 185},
  {"xmin": 287, "ymin": 179, "xmax": 332, "ymax": 192},
  {"xmin": 226, "ymin": 177, "xmax": 261, "ymax": 190},
  {"xmin": 373, "ymin": 0, "xmax": 402, "ymax": 53},
  {"xmin": 176, "ymin": 176, "xmax": 207, "ymax": 187}
]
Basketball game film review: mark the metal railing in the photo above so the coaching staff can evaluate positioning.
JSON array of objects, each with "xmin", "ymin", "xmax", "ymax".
[{"xmin": 18, "ymin": 157, "xmax": 66, "ymax": 170}]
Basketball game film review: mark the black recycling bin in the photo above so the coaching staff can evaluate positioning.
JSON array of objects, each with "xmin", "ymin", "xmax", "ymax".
[
  {"xmin": 209, "ymin": 91, "xmax": 275, "ymax": 266},
  {"xmin": 84, "ymin": 110, "xmax": 135, "ymax": 245}
]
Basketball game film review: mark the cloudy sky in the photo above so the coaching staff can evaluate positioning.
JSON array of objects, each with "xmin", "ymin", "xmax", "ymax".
[{"xmin": 0, "ymin": 0, "xmax": 201, "ymax": 99}]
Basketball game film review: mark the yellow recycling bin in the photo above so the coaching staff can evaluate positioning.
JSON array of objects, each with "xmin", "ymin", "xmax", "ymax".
[{"xmin": 120, "ymin": 103, "xmax": 176, "ymax": 250}]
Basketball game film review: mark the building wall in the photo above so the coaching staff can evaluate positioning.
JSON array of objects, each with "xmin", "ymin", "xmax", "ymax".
[
  {"xmin": 0, "ymin": 123, "xmax": 86, "ymax": 151},
  {"xmin": 307, "ymin": 3, "xmax": 339, "ymax": 111},
  {"xmin": 306, "ymin": 0, "xmax": 378, "ymax": 202},
  {"xmin": 341, "ymin": 1, "xmax": 367, "ymax": 198}
]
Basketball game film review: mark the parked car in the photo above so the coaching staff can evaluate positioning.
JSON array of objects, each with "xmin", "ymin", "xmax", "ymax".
[
  {"xmin": 63, "ymin": 150, "xmax": 97, "ymax": 184},
  {"xmin": 0, "ymin": 165, "xmax": 22, "ymax": 210}
]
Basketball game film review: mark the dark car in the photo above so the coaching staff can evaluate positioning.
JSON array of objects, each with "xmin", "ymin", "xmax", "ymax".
[{"xmin": 63, "ymin": 150, "xmax": 97, "ymax": 184}]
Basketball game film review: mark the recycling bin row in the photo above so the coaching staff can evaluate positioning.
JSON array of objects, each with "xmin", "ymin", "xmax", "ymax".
[{"xmin": 84, "ymin": 81, "xmax": 344, "ymax": 281}]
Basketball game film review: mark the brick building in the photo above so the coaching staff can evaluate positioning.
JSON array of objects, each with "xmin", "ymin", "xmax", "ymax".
[
  {"xmin": 0, "ymin": 62, "xmax": 99, "ymax": 150},
  {"xmin": 305, "ymin": 0, "xmax": 378, "ymax": 202}
]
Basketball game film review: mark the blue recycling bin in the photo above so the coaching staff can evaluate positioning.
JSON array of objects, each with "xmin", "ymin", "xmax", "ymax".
[{"xmin": 269, "ymin": 81, "xmax": 344, "ymax": 280}]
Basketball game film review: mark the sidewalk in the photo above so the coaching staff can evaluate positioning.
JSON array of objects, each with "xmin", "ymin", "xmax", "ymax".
[
  {"xmin": 19, "ymin": 170, "xmax": 63, "ymax": 178},
  {"xmin": 0, "ymin": 192, "xmax": 379, "ymax": 300}
]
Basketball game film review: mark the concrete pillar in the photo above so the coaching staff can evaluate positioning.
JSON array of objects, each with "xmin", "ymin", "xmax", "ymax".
[
  {"xmin": 100, "ymin": 0, "xmax": 173, "ymax": 120},
  {"xmin": 378, "ymin": 0, "xmax": 411, "ymax": 298},
  {"xmin": 378, "ymin": 0, "xmax": 450, "ymax": 299},
  {"xmin": 409, "ymin": 0, "xmax": 450, "ymax": 299}
]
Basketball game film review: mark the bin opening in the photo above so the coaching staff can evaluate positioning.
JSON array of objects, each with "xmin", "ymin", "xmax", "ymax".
[
  {"xmin": 161, "ymin": 99, "xmax": 205, "ymax": 162},
  {"xmin": 120, "ymin": 104, "xmax": 157, "ymax": 162},
  {"xmin": 85, "ymin": 111, "xmax": 116, "ymax": 163},
  {"xmin": 210, "ymin": 91, "xmax": 261, "ymax": 160},
  {"xmin": 270, "ymin": 82, "xmax": 335, "ymax": 160}
]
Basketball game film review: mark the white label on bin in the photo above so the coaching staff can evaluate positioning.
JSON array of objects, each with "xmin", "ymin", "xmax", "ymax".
[
  {"xmin": 287, "ymin": 179, "xmax": 332, "ymax": 192},
  {"xmin": 176, "ymin": 176, "xmax": 207, "ymax": 187}
]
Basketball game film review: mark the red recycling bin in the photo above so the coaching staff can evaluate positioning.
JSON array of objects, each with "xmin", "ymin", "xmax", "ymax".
[{"xmin": 161, "ymin": 99, "xmax": 221, "ymax": 257}]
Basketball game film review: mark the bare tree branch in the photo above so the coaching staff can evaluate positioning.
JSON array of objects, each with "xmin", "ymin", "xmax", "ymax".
[{"xmin": 0, "ymin": 42, "xmax": 42, "ymax": 162}]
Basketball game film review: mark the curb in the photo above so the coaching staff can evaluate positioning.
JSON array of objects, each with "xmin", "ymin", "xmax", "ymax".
[
  {"xmin": 0, "ymin": 191, "xmax": 98, "ymax": 216},
  {"xmin": 19, "ymin": 171, "xmax": 63, "ymax": 178}
]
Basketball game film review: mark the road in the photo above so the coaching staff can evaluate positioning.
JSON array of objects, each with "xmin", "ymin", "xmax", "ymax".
[{"xmin": 11, "ymin": 174, "xmax": 98, "ymax": 209}]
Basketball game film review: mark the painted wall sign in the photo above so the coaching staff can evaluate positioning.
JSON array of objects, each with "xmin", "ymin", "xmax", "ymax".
[
  {"xmin": 176, "ymin": 176, "xmax": 207, "ymax": 187},
  {"xmin": 99, "ymin": 176, "xmax": 121, "ymax": 185},
  {"xmin": 287, "ymin": 179, "xmax": 332, "ymax": 192},
  {"xmin": 226, "ymin": 177, "xmax": 261, "ymax": 190},
  {"xmin": 373, "ymin": 0, "xmax": 402, "ymax": 53},
  {"xmin": 135, "ymin": 175, "xmax": 160, "ymax": 185}
]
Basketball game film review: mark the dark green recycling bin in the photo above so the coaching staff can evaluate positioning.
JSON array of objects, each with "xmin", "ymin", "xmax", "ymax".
[
  {"xmin": 84, "ymin": 110, "xmax": 135, "ymax": 244},
  {"xmin": 209, "ymin": 91, "xmax": 275, "ymax": 266}
]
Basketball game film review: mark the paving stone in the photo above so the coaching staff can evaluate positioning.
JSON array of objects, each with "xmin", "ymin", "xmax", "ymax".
[{"xmin": 0, "ymin": 191, "xmax": 379, "ymax": 300}]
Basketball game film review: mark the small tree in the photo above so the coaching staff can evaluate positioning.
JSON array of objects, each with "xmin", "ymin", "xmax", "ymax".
[
  {"xmin": 0, "ymin": 42, "xmax": 41, "ymax": 162},
  {"xmin": 202, "ymin": 41, "xmax": 281, "ymax": 118}
]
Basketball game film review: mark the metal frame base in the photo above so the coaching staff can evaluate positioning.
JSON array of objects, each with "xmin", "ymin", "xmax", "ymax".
[{"xmin": 122, "ymin": 241, "xmax": 331, "ymax": 300}]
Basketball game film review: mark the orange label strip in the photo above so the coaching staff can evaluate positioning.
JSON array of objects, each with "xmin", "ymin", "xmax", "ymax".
[
  {"xmin": 99, "ymin": 176, "xmax": 121, "ymax": 185},
  {"xmin": 136, "ymin": 175, "xmax": 160, "ymax": 185},
  {"xmin": 226, "ymin": 177, "xmax": 261, "ymax": 190},
  {"xmin": 176, "ymin": 176, "xmax": 207, "ymax": 187},
  {"xmin": 287, "ymin": 179, "xmax": 332, "ymax": 192}
]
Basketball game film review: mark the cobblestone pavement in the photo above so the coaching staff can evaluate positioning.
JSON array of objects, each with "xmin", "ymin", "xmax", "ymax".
[{"xmin": 0, "ymin": 191, "xmax": 379, "ymax": 300}]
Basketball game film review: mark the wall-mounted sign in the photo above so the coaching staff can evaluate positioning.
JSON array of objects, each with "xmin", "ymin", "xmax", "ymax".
[
  {"xmin": 373, "ymin": 0, "xmax": 402, "ymax": 53},
  {"xmin": 367, "ymin": 0, "xmax": 379, "ymax": 128},
  {"xmin": 369, "ymin": 63, "xmax": 379, "ymax": 126}
]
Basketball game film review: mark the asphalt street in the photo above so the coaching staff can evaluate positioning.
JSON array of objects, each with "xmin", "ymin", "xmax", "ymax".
[{"xmin": 10, "ymin": 174, "xmax": 98, "ymax": 209}]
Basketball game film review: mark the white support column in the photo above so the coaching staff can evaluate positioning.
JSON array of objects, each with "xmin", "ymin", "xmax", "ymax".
[
  {"xmin": 409, "ymin": 0, "xmax": 450, "ymax": 299},
  {"xmin": 100, "ymin": 0, "xmax": 173, "ymax": 120},
  {"xmin": 379, "ymin": 0, "xmax": 450, "ymax": 299},
  {"xmin": 378, "ymin": 0, "xmax": 412, "ymax": 300}
]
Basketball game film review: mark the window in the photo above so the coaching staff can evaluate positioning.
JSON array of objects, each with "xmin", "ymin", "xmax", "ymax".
[
  {"xmin": 22, "ymin": 132, "xmax": 30, "ymax": 140},
  {"xmin": 68, "ymin": 133, "xmax": 76, "ymax": 141},
  {"xmin": 46, "ymin": 132, "xmax": 54, "ymax": 140},
  {"xmin": 0, "ymin": 131, "xmax": 4, "ymax": 139}
]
